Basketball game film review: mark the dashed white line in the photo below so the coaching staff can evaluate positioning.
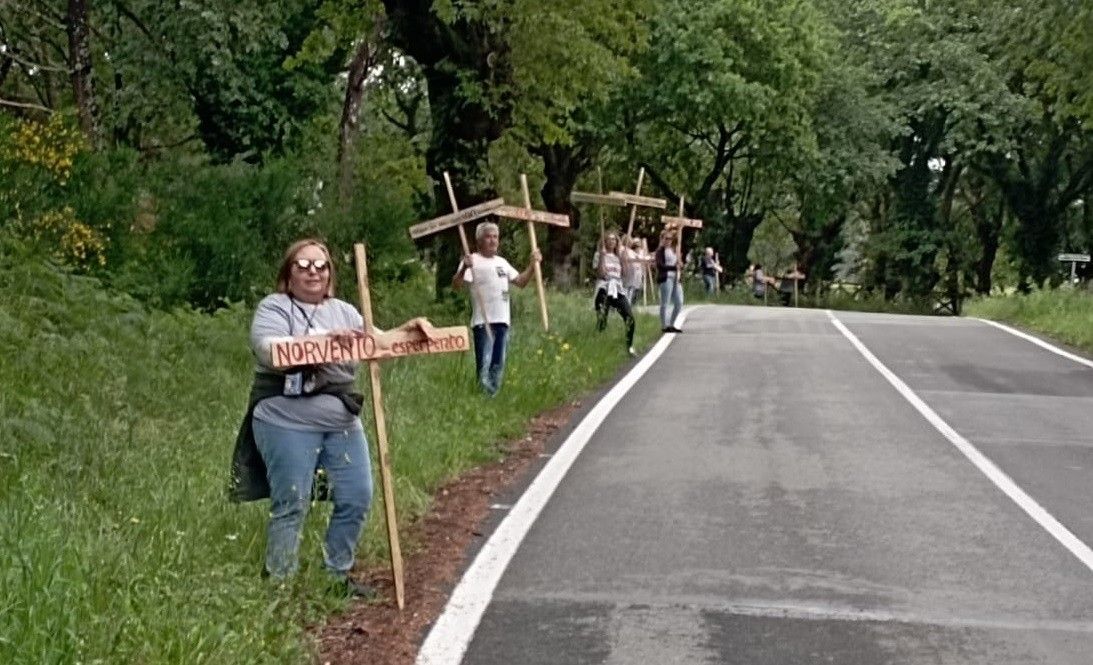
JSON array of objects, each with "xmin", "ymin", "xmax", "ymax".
[{"xmin": 827, "ymin": 310, "xmax": 1093, "ymax": 574}]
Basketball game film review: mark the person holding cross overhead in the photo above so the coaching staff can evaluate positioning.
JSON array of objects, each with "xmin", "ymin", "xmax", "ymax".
[
  {"xmin": 592, "ymin": 230, "xmax": 637, "ymax": 356},
  {"xmin": 655, "ymin": 227, "xmax": 685, "ymax": 332},
  {"xmin": 452, "ymin": 221, "xmax": 541, "ymax": 396}
]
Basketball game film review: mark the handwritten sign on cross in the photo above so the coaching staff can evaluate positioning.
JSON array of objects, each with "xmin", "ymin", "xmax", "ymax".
[{"xmin": 408, "ymin": 172, "xmax": 502, "ymax": 339}]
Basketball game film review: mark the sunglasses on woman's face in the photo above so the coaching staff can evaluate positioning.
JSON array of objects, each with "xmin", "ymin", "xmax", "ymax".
[{"xmin": 292, "ymin": 258, "xmax": 330, "ymax": 272}]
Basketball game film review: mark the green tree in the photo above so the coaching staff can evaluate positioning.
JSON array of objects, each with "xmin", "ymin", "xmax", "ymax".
[{"xmin": 624, "ymin": 0, "xmax": 831, "ymax": 280}]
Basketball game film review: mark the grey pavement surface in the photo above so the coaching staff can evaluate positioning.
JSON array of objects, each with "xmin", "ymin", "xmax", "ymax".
[{"xmin": 460, "ymin": 305, "xmax": 1093, "ymax": 664}]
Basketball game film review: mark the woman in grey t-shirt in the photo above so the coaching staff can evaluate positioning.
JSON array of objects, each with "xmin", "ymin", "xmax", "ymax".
[{"xmin": 242, "ymin": 239, "xmax": 374, "ymax": 596}]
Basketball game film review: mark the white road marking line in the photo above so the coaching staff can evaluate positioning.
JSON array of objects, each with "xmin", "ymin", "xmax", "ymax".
[
  {"xmin": 975, "ymin": 318, "xmax": 1093, "ymax": 371},
  {"xmin": 827, "ymin": 310, "xmax": 1093, "ymax": 573},
  {"xmin": 416, "ymin": 308, "xmax": 698, "ymax": 665}
]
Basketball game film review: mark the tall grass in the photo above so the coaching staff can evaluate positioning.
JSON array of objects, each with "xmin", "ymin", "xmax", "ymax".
[
  {"xmin": 0, "ymin": 246, "xmax": 657, "ymax": 663},
  {"xmin": 965, "ymin": 288, "xmax": 1093, "ymax": 354}
]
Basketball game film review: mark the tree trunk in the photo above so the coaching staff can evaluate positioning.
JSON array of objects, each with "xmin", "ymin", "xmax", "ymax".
[
  {"xmin": 382, "ymin": 0, "xmax": 515, "ymax": 296},
  {"xmin": 338, "ymin": 36, "xmax": 381, "ymax": 206},
  {"xmin": 537, "ymin": 143, "xmax": 595, "ymax": 288},
  {"xmin": 67, "ymin": 0, "xmax": 101, "ymax": 146},
  {"xmin": 791, "ymin": 213, "xmax": 845, "ymax": 288}
]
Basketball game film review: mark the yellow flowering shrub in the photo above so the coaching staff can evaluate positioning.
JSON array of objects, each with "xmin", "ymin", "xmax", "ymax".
[
  {"xmin": 30, "ymin": 207, "xmax": 108, "ymax": 268},
  {"xmin": 9, "ymin": 114, "xmax": 87, "ymax": 182}
]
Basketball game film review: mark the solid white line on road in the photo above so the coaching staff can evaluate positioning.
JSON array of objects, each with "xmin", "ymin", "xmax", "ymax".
[
  {"xmin": 416, "ymin": 308, "xmax": 698, "ymax": 665},
  {"xmin": 827, "ymin": 310, "xmax": 1093, "ymax": 574},
  {"xmin": 975, "ymin": 318, "xmax": 1093, "ymax": 371}
]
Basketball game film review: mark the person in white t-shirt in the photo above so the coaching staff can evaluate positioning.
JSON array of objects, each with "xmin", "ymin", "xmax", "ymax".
[
  {"xmin": 592, "ymin": 232, "xmax": 636, "ymax": 356},
  {"xmin": 452, "ymin": 221, "xmax": 541, "ymax": 395},
  {"xmin": 623, "ymin": 236, "xmax": 648, "ymax": 305}
]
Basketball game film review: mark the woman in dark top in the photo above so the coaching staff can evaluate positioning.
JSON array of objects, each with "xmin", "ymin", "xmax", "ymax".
[{"xmin": 654, "ymin": 229, "xmax": 684, "ymax": 332}]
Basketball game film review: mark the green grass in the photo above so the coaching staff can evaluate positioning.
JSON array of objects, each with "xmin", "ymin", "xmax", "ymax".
[
  {"xmin": 0, "ymin": 249, "xmax": 658, "ymax": 664},
  {"xmin": 964, "ymin": 287, "xmax": 1093, "ymax": 355}
]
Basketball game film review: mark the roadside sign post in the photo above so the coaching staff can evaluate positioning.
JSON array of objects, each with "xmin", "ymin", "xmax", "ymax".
[{"xmin": 1059, "ymin": 253, "xmax": 1091, "ymax": 284}]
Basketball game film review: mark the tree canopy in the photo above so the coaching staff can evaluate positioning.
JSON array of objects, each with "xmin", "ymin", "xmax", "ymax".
[{"xmin": 2, "ymin": 0, "xmax": 1090, "ymax": 306}]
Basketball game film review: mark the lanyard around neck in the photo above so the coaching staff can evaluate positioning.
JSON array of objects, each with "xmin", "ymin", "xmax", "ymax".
[{"xmin": 289, "ymin": 298, "xmax": 320, "ymax": 334}]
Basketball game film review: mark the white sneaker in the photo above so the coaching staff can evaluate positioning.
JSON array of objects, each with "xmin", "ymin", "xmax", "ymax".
[{"xmin": 628, "ymin": 346, "xmax": 637, "ymax": 357}]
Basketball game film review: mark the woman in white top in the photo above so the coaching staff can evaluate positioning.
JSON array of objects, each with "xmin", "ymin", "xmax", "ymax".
[{"xmin": 592, "ymin": 232, "xmax": 636, "ymax": 356}]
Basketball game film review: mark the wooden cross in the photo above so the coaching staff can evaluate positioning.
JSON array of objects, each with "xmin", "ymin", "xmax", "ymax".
[
  {"xmin": 570, "ymin": 167, "xmax": 667, "ymax": 240},
  {"xmin": 268, "ymin": 243, "xmax": 471, "ymax": 611},
  {"xmin": 487, "ymin": 174, "xmax": 570, "ymax": 331},
  {"xmin": 661, "ymin": 195, "xmax": 704, "ymax": 283},
  {"xmin": 610, "ymin": 167, "xmax": 667, "ymax": 239},
  {"xmin": 715, "ymin": 251, "xmax": 722, "ymax": 292},
  {"xmin": 408, "ymin": 172, "xmax": 503, "ymax": 339}
]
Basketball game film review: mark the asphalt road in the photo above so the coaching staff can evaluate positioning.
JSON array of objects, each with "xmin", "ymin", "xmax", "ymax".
[{"xmin": 455, "ymin": 306, "xmax": 1093, "ymax": 664}]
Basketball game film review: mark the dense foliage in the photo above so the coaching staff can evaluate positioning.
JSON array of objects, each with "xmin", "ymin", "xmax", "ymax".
[{"xmin": 2, "ymin": 1, "xmax": 1089, "ymax": 305}]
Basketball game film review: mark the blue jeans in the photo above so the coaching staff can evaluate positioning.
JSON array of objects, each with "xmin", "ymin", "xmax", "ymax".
[
  {"xmin": 703, "ymin": 273, "xmax": 716, "ymax": 294},
  {"xmin": 659, "ymin": 275, "xmax": 684, "ymax": 329},
  {"xmin": 253, "ymin": 419, "xmax": 373, "ymax": 579},
  {"xmin": 473, "ymin": 323, "xmax": 510, "ymax": 396}
]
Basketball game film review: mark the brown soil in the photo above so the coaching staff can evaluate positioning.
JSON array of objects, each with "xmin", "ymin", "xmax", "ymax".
[{"xmin": 316, "ymin": 400, "xmax": 582, "ymax": 665}]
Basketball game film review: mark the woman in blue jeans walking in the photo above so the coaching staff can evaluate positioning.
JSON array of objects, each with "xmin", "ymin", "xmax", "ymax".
[
  {"xmin": 654, "ymin": 229, "xmax": 685, "ymax": 332},
  {"xmin": 231, "ymin": 239, "xmax": 376, "ymax": 596}
]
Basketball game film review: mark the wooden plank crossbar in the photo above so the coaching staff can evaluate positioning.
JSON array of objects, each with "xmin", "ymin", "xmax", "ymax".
[
  {"xmin": 608, "ymin": 191, "xmax": 669, "ymax": 209},
  {"xmin": 661, "ymin": 215, "xmax": 704, "ymax": 229},
  {"xmin": 492, "ymin": 204, "xmax": 570, "ymax": 227},
  {"xmin": 570, "ymin": 191, "xmax": 629, "ymax": 207},
  {"xmin": 408, "ymin": 198, "xmax": 505, "ymax": 239},
  {"xmin": 268, "ymin": 326, "xmax": 470, "ymax": 368}
]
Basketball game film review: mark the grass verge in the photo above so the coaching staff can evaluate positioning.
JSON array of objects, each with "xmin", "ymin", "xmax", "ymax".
[
  {"xmin": 964, "ymin": 288, "xmax": 1093, "ymax": 355},
  {"xmin": 0, "ymin": 248, "xmax": 658, "ymax": 664}
]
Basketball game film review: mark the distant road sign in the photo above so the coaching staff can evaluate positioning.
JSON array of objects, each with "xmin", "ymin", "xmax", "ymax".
[{"xmin": 1058, "ymin": 253, "xmax": 1091, "ymax": 263}]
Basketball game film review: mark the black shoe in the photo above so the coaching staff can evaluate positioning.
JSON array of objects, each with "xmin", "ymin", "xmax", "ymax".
[
  {"xmin": 331, "ymin": 577, "xmax": 379, "ymax": 600},
  {"xmin": 662, "ymin": 327, "xmax": 671, "ymax": 333},
  {"xmin": 668, "ymin": 326, "xmax": 683, "ymax": 333}
]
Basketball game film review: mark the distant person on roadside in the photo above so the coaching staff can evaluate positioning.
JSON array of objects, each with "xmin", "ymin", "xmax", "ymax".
[
  {"xmin": 777, "ymin": 265, "xmax": 806, "ymax": 306},
  {"xmin": 700, "ymin": 247, "xmax": 723, "ymax": 295},
  {"xmin": 452, "ymin": 221, "xmax": 541, "ymax": 396},
  {"xmin": 623, "ymin": 236, "xmax": 648, "ymax": 305},
  {"xmin": 751, "ymin": 263, "xmax": 769, "ymax": 299},
  {"xmin": 593, "ymin": 231, "xmax": 637, "ymax": 356},
  {"xmin": 229, "ymin": 239, "xmax": 383, "ymax": 597},
  {"xmin": 655, "ymin": 228, "xmax": 684, "ymax": 332}
]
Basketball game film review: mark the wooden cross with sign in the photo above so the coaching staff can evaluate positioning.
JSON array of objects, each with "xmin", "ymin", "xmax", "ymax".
[
  {"xmin": 268, "ymin": 244, "xmax": 471, "ymax": 610},
  {"xmin": 661, "ymin": 195, "xmax": 704, "ymax": 281},
  {"xmin": 408, "ymin": 173, "xmax": 505, "ymax": 339},
  {"xmin": 488, "ymin": 174, "xmax": 570, "ymax": 331}
]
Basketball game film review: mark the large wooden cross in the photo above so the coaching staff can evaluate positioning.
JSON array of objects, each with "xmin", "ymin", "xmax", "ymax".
[
  {"xmin": 267, "ymin": 244, "xmax": 471, "ymax": 610},
  {"xmin": 488, "ymin": 174, "xmax": 570, "ymax": 331},
  {"xmin": 570, "ymin": 167, "xmax": 667, "ymax": 240},
  {"xmin": 408, "ymin": 172, "xmax": 504, "ymax": 339},
  {"xmin": 610, "ymin": 167, "xmax": 668, "ymax": 239},
  {"xmin": 661, "ymin": 195, "xmax": 704, "ymax": 281}
]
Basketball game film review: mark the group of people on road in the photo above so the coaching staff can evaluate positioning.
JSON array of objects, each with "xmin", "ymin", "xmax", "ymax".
[{"xmin": 231, "ymin": 218, "xmax": 808, "ymax": 597}]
